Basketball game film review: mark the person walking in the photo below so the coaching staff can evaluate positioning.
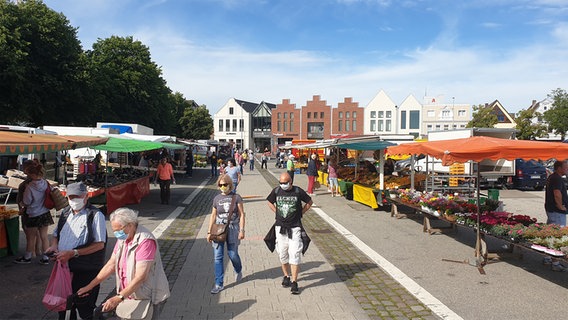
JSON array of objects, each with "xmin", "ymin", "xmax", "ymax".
[
  {"xmin": 544, "ymin": 159, "xmax": 568, "ymax": 271},
  {"xmin": 224, "ymin": 159, "xmax": 242, "ymax": 192},
  {"xmin": 266, "ymin": 172, "xmax": 313, "ymax": 294},
  {"xmin": 306, "ymin": 153, "xmax": 320, "ymax": 196},
  {"xmin": 286, "ymin": 155, "xmax": 296, "ymax": 183},
  {"xmin": 77, "ymin": 208, "xmax": 170, "ymax": 319},
  {"xmin": 261, "ymin": 148, "xmax": 270, "ymax": 169},
  {"xmin": 328, "ymin": 158, "xmax": 339, "ymax": 197},
  {"xmin": 156, "ymin": 157, "xmax": 175, "ymax": 205},
  {"xmin": 14, "ymin": 159, "xmax": 54, "ymax": 265},
  {"xmin": 47, "ymin": 182, "xmax": 107, "ymax": 320},
  {"xmin": 209, "ymin": 150, "xmax": 218, "ymax": 177},
  {"xmin": 206, "ymin": 174, "xmax": 246, "ymax": 294},
  {"xmin": 248, "ymin": 149, "xmax": 255, "ymax": 171},
  {"xmin": 185, "ymin": 148, "xmax": 194, "ymax": 177}
]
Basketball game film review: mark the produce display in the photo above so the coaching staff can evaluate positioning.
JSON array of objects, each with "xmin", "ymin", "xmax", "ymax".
[
  {"xmin": 0, "ymin": 207, "xmax": 19, "ymax": 220},
  {"xmin": 80, "ymin": 167, "xmax": 149, "ymax": 188},
  {"xmin": 336, "ymin": 164, "xmax": 427, "ymax": 190}
]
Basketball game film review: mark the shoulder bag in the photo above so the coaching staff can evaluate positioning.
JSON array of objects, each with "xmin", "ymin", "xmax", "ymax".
[
  {"xmin": 116, "ymin": 299, "xmax": 153, "ymax": 320},
  {"xmin": 209, "ymin": 195, "xmax": 236, "ymax": 243}
]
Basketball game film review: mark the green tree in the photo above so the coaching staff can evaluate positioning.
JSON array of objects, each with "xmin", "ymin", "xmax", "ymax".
[
  {"xmin": 0, "ymin": 0, "xmax": 86, "ymax": 126},
  {"xmin": 543, "ymin": 88, "xmax": 568, "ymax": 140},
  {"xmin": 171, "ymin": 92, "xmax": 195, "ymax": 137},
  {"xmin": 85, "ymin": 36, "xmax": 176, "ymax": 133},
  {"xmin": 515, "ymin": 109, "xmax": 548, "ymax": 140},
  {"xmin": 466, "ymin": 104, "xmax": 498, "ymax": 128},
  {"xmin": 179, "ymin": 105, "xmax": 213, "ymax": 139}
]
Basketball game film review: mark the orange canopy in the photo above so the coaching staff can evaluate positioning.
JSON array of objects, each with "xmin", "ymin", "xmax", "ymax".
[
  {"xmin": 0, "ymin": 131, "xmax": 109, "ymax": 155},
  {"xmin": 387, "ymin": 136, "xmax": 568, "ymax": 165}
]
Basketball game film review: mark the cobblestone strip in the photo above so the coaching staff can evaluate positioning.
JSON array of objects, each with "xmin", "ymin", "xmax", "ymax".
[
  {"xmin": 258, "ymin": 168, "xmax": 438, "ymax": 320},
  {"xmin": 157, "ymin": 181, "xmax": 218, "ymax": 287}
]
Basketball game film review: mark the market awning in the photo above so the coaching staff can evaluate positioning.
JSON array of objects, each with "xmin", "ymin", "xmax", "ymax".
[
  {"xmin": 91, "ymin": 137, "xmax": 163, "ymax": 153},
  {"xmin": 0, "ymin": 131, "xmax": 108, "ymax": 155},
  {"xmin": 333, "ymin": 140, "xmax": 396, "ymax": 150},
  {"xmin": 387, "ymin": 136, "xmax": 568, "ymax": 165},
  {"xmin": 160, "ymin": 142, "xmax": 185, "ymax": 150}
]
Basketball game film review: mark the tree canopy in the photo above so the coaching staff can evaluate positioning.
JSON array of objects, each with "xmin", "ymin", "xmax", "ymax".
[
  {"xmin": 514, "ymin": 108, "xmax": 548, "ymax": 140},
  {"xmin": 466, "ymin": 104, "xmax": 498, "ymax": 128},
  {"xmin": 179, "ymin": 105, "xmax": 213, "ymax": 139},
  {"xmin": 543, "ymin": 88, "xmax": 568, "ymax": 141}
]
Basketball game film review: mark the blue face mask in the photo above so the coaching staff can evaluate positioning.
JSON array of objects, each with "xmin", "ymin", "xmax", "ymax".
[{"xmin": 114, "ymin": 229, "xmax": 128, "ymax": 240}]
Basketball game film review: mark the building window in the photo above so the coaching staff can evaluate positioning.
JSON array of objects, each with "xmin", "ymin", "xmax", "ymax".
[
  {"xmin": 283, "ymin": 112, "xmax": 287, "ymax": 119},
  {"xmin": 453, "ymin": 124, "xmax": 458, "ymax": 129},
  {"xmin": 386, "ymin": 120, "xmax": 391, "ymax": 131},
  {"xmin": 400, "ymin": 111, "xmax": 407, "ymax": 129},
  {"xmin": 370, "ymin": 120, "xmax": 376, "ymax": 131},
  {"xmin": 320, "ymin": 112, "xmax": 324, "ymax": 118},
  {"xmin": 219, "ymin": 119, "xmax": 223, "ymax": 132},
  {"xmin": 378, "ymin": 111, "xmax": 384, "ymax": 118},
  {"xmin": 307, "ymin": 112, "xmax": 311, "ymax": 119},
  {"xmin": 290, "ymin": 112, "xmax": 294, "ymax": 119},
  {"xmin": 427, "ymin": 110, "xmax": 435, "ymax": 117},
  {"xmin": 386, "ymin": 111, "xmax": 391, "ymax": 118},
  {"xmin": 233, "ymin": 119, "xmax": 237, "ymax": 132},
  {"xmin": 444, "ymin": 124, "xmax": 449, "ymax": 130},
  {"xmin": 283, "ymin": 121, "xmax": 287, "ymax": 132},
  {"xmin": 346, "ymin": 112, "xmax": 350, "ymax": 119},
  {"xmin": 352, "ymin": 120, "xmax": 356, "ymax": 131},
  {"xmin": 345, "ymin": 120, "xmax": 350, "ymax": 131},
  {"xmin": 427, "ymin": 124, "xmax": 433, "ymax": 131},
  {"xmin": 458, "ymin": 110, "xmax": 466, "ymax": 117},
  {"xmin": 226, "ymin": 119, "xmax": 230, "ymax": 131},
  {"xmin": 239, "ymin": 119, "xmax": 244, "ymax": 131},
  {"xmin": 338, "ymin": 120, "xmax": 342, "ymax": 131},
  {"xmin": 409, "ymin": 110, "xmax": 420, "ymax": 129},
  {"xmin": 229, "ymin": 107, "xmax": 234, "ymax": 115},
  {"xmin": 339, "ymin": 112, "xmax": 343, "ymax": 118},
  {"xmin": 378, "ymin": 120, "xmax": 384, "ymax": 131},
  {"xmin": 277, "ymin": 121, "xmax": 281, "ymax": 131},
  {"xmin": 442, "ymin": 110, "xmax": 450, "ymax": 118},
  {"xmin": 314, "ymin": 112, "xmax": 318, "ymax": 119},
  {"xmin": 435, "ymin": 124, "xmax": 441, "ymax": 130},
  {"xmin": 277, "ymin": 112, "xmax": 281, "ymax": 119},
  {"xmin": 290, "ymin": 120, "xmax": 294, "ymax": 132},
  {"xmin": 497, "ymin": 115, "xmax": 505, "ymax": 122},
  {"xmin": 353, "ymin": 111, "xmax": 357, "ymax": 118},
  {"xmin": 371, "ymin": 111, "xmax": 376, "ymax": 118}
]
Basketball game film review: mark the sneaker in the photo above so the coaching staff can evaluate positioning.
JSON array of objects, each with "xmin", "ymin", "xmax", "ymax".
[
  {"xmin": 210, "ymin": 284, "xmax": 224, "ymax": 294},
  {"xmin": 13, "ymin": 256, "xmax": 31, "ymax": 264},
  {"xmin": 39, "ymin": 257, "xmax": 50, "ymax": 265},
  {"xmin": 290, "ymin": 281, "xmax": 299, "ymax": 294},
  {"xmin": 543, "ymin": 257, "xmax": 553, "ymax": 265},
  {"xmin": 552, "ymin": 264, "xmax": 567, "ymax": 272},
  {"xmin": 235, "ymin": 272, "xmax": 242, "ymax": 283},
  {"xmin": 281, "ymin": 276, "xmax": 291, "ymax": 287}
]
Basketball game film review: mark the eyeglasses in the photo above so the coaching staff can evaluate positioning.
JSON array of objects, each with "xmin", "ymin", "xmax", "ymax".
[
  {"xmin": 279, "ymin": 181, "xmax": 290, "ymax": 184},
  {"xmin": 219, "ymin": 183, "xmax": 228, "ymax": 187}
]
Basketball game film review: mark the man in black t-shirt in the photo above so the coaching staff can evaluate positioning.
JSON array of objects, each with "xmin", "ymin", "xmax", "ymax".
[
  {"xmin": 544, "ymin": 160, "xmax": 568, "ymax": 271},
  {"xmin": 266, "ymin": 172, "xmax": 312, "ymax": 294}
]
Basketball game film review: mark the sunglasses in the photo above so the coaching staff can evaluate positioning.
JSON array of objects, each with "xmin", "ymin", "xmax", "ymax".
[
  {"xmin": 279, "ymin": 181, "xmax": 290, "ymax": 184},
  {"xmin": 219, "ymin": 183, "xmax": 228, "ymax": 187}
]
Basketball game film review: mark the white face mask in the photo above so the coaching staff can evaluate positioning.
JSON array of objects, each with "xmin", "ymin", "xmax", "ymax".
[
  {"xmin": 68, "ymin": 197, "xmax": 86, "ymax": 211},
  {"xmin": 280, "ymin": 182, "xmax": 291, "ymax": 190}
]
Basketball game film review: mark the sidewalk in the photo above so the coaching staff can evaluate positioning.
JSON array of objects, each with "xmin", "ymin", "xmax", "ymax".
[{"xmin": 160, "ymin": 166, "xmax": 371, "ymax": 320}]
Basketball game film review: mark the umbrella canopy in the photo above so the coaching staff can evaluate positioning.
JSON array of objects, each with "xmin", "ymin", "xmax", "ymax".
[
  {"xmin": 160, "ymin": 142, "xmax": 186, "ymax": 150},
  {"xmin": 387, "ymin": 136, "xmax": 568, "ymax": 165},
  {"xmin": 91, "ymin": 137, "xmax": 163, "ymax": 153},
  {"xmin": 0, "ymin": 131, "xmax": 108, "ymax": 155}
]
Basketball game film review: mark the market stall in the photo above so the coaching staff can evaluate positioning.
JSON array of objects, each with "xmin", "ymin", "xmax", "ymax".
[{"xmin": 387, "ymin": 136, "xmax": 568, "ymax": 271}]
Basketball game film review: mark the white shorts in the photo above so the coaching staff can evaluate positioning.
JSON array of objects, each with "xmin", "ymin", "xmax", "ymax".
[{"xmin": 275, "ymin": 226, "xmax": 303, "ymax": 265}]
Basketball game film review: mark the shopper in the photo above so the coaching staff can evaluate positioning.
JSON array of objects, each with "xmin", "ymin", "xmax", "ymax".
[
  {"xmin": 306, "ymin": 154, "xmax": 320, "ymax": 196},
  {"xmin": 185, "ymin": 148, "xmax": 194, "ymax": 177},
  {"xmin": 286, "ymin": 155, "xmax": 296, "ymax": 183},
  {"xmin": 328, "ymin": 158, "xmax": 339, "ymax": 197},
  {"xmin": 156, "ymin": 157, "xmax": 175, "ymax": 205},
  {"xmin": 249, "ymin": 149, "xmax": 255, "ymax": 170},
  {"xmin": 47, "ymin": 182, "xmax": 107, "ymax": 320},
  {"xmin": 15, "ymin": 160, "xmax": 42, "ymax": 262},
  {"xmin": 77, "ymin": 208, "xmax": 170, "ymax": 318},
  {"xmin": 543, "ymin": 159, "xmax": 568, "ymax": 271},
  {"xmin": 14, "ymin": 159, "xmax": 54, "ymax": 265},
  {"xmin": 209, "ymin": 150, "xmax": 218, "ymax": 177},
  {"xmin": 266, "ymin": 172, "xmax": 312, "ymax": 294},
  {"xmin": 207, "ymin": 174, "xmax": 246, "ymax": 294},
  {"xmin": 261, "ymin": 148, "xmax": 270, "ymax": 169},
  {"xmin": 224, "ymin": 159, "xmax": 242, "ymax": 192}
]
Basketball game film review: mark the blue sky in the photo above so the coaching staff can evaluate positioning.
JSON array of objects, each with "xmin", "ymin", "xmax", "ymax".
[{"xmin": 44, "ymin": 0, "xmax": 568, "ymax": 114}]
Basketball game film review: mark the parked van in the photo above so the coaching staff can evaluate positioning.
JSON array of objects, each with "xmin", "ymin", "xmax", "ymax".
[{"xmin": 508, "ymin": 159, "xmax": 547, "ymax": 190}]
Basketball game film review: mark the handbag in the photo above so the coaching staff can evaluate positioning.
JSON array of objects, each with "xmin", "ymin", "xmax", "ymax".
[
  {"xmin": 42, "ymin": 261, "xmax": 72, "ymax": 312},
  {"xmin": 51, "ymin": 187, "xmax": 69, "ymax": 211},
  {"xmin": 116, "ymin": 299, "xmax": 153, "ymax": 320},
  {"xmin": 43, "ymin": 184, "xmax": 55, "ymax": 210},
  {"xmin": 209, "ymin": 195, "xmax": 236, "ymax": 243}
]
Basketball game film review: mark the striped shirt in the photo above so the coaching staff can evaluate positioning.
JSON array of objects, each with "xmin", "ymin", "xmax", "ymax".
[{"xmin": 53, "ymin": 207, "xmax": 106, "ymax": 251}]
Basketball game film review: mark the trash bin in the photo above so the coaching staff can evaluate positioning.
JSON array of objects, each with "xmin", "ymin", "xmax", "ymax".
[
  {"xmin": 5, "ymin": 216, "xmax": 19, "ymax": 255},
  {"xmin": 488, "ymin": 189, "xmax": 499, "ymax": 201},
  {"xmin": 0, "ymin": 220, "xmax": 8, "ymax": 257}
]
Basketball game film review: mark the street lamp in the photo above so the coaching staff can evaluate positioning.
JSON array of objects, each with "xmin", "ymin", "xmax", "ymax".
[{"xmin": 240, "ymin": 103, "xmax": 244, "ymax": 151}]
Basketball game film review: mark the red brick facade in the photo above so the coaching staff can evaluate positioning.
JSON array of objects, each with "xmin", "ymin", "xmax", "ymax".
[
  {"xmin": 301, "ymin": 95, "xmax": 332, "ymax": 140},
  {"xmin": 332, "ymin": 97, "xmax": 364, "ymax": 136},
  {"xmin": 271, "ymin": 99, "xmax": 301, "ymax": 144}
]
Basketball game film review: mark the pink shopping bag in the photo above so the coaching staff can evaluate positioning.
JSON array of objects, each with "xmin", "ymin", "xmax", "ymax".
[{"xmin": 42, "ymin": 261, "xmax": 73, "ymax": 312}]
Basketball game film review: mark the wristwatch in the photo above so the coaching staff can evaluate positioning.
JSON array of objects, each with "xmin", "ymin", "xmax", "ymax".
[
  {"xmin": 117, "ymin": 294, "xmax": 125, "ymax": 301},
  {"xmin": 73, "ymin": 249, "xmax": 79, "ymax": 258}
]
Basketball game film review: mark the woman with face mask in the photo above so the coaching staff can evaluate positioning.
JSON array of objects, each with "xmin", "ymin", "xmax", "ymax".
[
  {"xmin": 206, "ymin": 174, "xmax": 246, "ymax": 294},
  {"xmin": 77, "ymin": 208, "xmax": 170, "ymax": 318}
]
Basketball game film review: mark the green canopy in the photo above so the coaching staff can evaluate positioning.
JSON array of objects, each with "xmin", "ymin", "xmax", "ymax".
[
  {"xmin": 160, "ymin": 142, "xmax": 186, "ymax": 150},
  {"xmin": 333, "ymin": 140, "xmax": 396, "ymax": 150},
  {"xmin": 91, "ymin": 137, "xmax": 163, "ymax": 152}
]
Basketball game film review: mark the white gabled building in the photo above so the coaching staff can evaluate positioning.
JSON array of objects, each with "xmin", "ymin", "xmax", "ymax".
[
  {"xmin": 397, "ymin": 94, "xmax": 423, "ymax": 137},
  {"xmin": 364, "ymin": 90, "xmax": 398, "ymax": 135},
  {"xmin": 422, "ymin": 95, "xmax": 471, "ymax": 136},
  {"xmin": 213, "ymin": 98, "xmax": 258, "ymax": 150}
]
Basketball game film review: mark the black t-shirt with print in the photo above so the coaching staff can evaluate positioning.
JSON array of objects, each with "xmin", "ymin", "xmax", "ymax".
[{"xmin": 266, "ymin": 186, "xmax": 311, "ymax": 227}]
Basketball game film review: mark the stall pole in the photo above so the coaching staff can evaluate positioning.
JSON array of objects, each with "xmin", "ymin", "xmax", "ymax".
[{"xmin": 410, "ymin": 154, "xmax": 415, "ymax": 190}]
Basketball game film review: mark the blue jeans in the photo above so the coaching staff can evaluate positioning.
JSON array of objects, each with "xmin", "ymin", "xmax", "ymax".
[
  {"xmin": 211, "ymin": 164, "xmax": 218, "ymax": 176},
  {"xmin": 213, "ymin": 241, "xmax": 242, "ymax": 286},
  {"xmin": 546, "ymin": 211, "xmax": 567, "ymax": 226}
]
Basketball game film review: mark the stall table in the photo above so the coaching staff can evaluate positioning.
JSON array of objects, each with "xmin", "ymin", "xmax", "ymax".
[
  {"xmin": 352, "ymin": 184, "xmax": 380, "ymax": 209},
  {"xmin": 388, "ymin": 197, "xmax": 456, "ymax": 234}
]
